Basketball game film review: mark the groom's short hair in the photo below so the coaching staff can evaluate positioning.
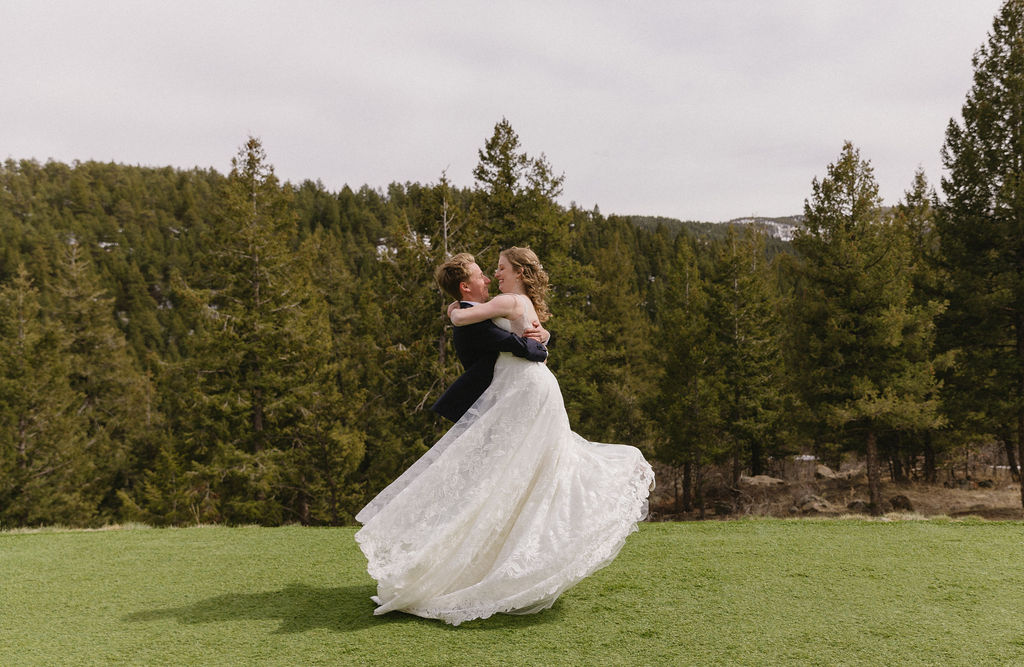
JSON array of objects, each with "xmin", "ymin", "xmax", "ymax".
[{"xmin": 435, "ymin": 253, "xmax": 476, "ymax": 301}]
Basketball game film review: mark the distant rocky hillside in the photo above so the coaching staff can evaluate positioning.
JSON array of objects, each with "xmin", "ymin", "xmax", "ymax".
[
  {"xmin": 619, "ymin": 214, "xmax": 803, "ymax": 245},
  {"xmin": 726, "ymin": 216, "xmax": 802, "ymax": 242}
]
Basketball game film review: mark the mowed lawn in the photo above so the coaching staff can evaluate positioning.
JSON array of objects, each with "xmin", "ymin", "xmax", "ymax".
[{"xmin": 3, "ymin": 519, "xmax": 1024, "ymax": 666}]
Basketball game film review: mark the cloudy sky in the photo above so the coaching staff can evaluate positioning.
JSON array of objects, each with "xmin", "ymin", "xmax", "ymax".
[{"xmin": 0, "ymin": 1, "xmax": 1003, "ymax": 222}]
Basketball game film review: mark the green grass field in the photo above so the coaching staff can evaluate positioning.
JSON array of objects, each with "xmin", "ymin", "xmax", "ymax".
[{"xmin": 3, "ymin": 519, "xmax": 1024, "ymax": 666}]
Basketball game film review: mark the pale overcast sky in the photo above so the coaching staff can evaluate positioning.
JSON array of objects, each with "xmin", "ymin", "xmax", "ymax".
[{"xmin": 0, "ymin": 1, "xmax": 1004, "ymax": 221}]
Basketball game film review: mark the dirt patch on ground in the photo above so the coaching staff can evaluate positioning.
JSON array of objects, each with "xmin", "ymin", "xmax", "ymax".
[{"xmin": 649, "ymin": 461, "xmax": 1024, "ymax": 521}]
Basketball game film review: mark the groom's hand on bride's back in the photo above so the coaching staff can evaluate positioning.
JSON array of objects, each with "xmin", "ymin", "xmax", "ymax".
[{"xmin": 523, "ymin": 321, "xmax": 552, "ymax": 347}]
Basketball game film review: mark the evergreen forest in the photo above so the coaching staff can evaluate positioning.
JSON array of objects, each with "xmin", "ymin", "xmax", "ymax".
[{"xmin": 4, "ymin": 1, "xmax": 1024, "ymax": 527}]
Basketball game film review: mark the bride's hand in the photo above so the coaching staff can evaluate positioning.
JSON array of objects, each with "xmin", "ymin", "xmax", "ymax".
[{"xmin": 446, "ymin": 301, "xmax": 459, "ymax": 319}]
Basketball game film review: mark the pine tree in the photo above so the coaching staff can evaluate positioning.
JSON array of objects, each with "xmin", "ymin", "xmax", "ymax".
[
  {"xmin": 347, "ymin": 182, "xmax": 463, "ymax": 503},
  {"xmin": 705, "ymin": 225, "xmax": 787, "ymax": 482},
  {"xmin": 791, "ymin": 143, "xmax": 945, "ymax": 514},
  {"xmin": 299, "ymin": 227, "xmax": 375, "ymax": 522},
  {"xmin": 52, "ymin": 239, "xmax": 160, "ymax": 522},
  {"xmin": 537, "ymin": 206, "xmax": 601, "ymax": 427},
  {"xmin": 571, "ymin": 222, "xmax": 657, "ymax": 448},
  {"xmin": 655, "ymin": 235, "xmax": 720, "ymax": 516},
  {"xmin": 168, "ymin": 137, "xmax": 365, "ymax": 524},
  {"xmin": 0, "ymin": 265, "xmax": 92, "ymax": 526},
  {"xmin": 937, "ymin": 0, "xmax": 1024, "ymax": 505},
  {"xmin": 472, "ymin": 118, "xmax": 568, "ymax": 259},
  {"xmin": 473, "ymin": 118, "xmax": 531, "ymax": 229},
  {"xmin": 892, "ymin": 170, "xmax": 953, "ymax": 483}
]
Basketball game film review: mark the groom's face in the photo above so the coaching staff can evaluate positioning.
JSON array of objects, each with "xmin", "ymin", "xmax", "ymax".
[{"xmin": 461, "ymin": 262, "xmax": 491, "ymax": 302}]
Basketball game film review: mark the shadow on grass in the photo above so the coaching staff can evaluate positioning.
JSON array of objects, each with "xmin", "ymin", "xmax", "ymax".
[
  {"xmin": 124, "ymin": 583, "xmax": 397, "ymax": 633},
  {"xmin": 125, "ymin": 583, "xmax": 565, "ymax": 633}
]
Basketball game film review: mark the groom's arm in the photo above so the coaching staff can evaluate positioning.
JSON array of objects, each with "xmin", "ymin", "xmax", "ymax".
[
  {"xmin": 523, "ymin": 322, "xmax": 553, "ymax": 348},
  {"xmin": 458, "ymin": 302, "xmax": 547, "ymax": 362},
  {"xmin": 466, "ymin": 321, "xmax": 548, "ymax": 361}
]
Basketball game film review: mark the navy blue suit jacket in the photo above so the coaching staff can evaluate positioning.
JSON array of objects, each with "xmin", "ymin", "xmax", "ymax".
[{"xmin": 430, "ymin": 302, "xmax": 548, "ymax": 422}]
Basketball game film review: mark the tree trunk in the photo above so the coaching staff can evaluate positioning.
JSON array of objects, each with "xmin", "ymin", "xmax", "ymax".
[
  {"xmin": 924, "ymin": 432, "xmax": 937, "ymax": 483},
  {"xmin": 1003, "ymin": 437, "xmax": 1020, "ymax": 482},
  {"xmin": 893, "ymin": 452, "xmax": 910, "ymax": 482},
  {"xmin": 672, "ymin": 468, "xmax": 681, "ymax": 513},
  {"xmin": 17, "ymin": 415, "xmax": 27, "ymax": 469},
  {"xmin": 682, "ymin": 459, "xmax": 693, "ymax": 512},
  {"xmin": 1019, "ymin": 319, "xmax": 1024, "ymax": 507},
  {"xmin": 1018, "ymin": 412, "xmax": 1024, "ymax": 509},
  {"xmin": 750, "ymin": 439, "xmax": 764, "ymax": 477},
  {"xmin": 695, "ymin": 462, "xmax": 706, "ymax": 520},
  {"xmin": 252, "ymin": 387, "xmax": 264, "ymax": 452},
  {"xmin": 298, "ymin": 479, "xmax": 310, "ymax": 526},
  {"xmin": 867, "ymin": 429, "xmax": 882, "ymax": 516},
  {"xmin": 438, "ymin": 297, "xmax": 448, "ymax": 368}
]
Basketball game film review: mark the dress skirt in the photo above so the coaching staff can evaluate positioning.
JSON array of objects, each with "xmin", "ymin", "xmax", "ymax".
[{"xmin": 355, "ymin": 352, "xmax": 655, "ymax": 626}]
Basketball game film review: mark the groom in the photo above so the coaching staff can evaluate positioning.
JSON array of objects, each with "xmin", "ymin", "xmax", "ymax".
[{"xmin": 431, "ymin": 252, "xmax": 550, "ymax": 422}]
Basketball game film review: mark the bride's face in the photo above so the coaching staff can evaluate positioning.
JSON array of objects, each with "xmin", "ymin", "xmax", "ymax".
[{"xmin": 494, "ymin": 255, "xmax": 522, "ymax": 293}]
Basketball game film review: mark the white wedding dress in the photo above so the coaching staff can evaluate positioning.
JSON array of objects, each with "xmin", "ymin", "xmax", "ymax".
[{"xmin": 354, "ymin": 297, "xmax": 655, "ymax": 626}]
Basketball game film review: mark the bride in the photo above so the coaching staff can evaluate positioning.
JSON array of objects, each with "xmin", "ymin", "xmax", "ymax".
[{"xmin": 354, "ymin": 246, "xmax": 654, "ymax": 626}]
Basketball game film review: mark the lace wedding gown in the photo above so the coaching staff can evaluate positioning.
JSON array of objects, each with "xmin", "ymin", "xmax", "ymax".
[{"xmin": 355, "ymin": 297, "xmax": 655, "ymax": 626}]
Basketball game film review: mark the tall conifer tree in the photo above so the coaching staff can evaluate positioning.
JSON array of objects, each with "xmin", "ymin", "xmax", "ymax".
[
  {"xmin": 655, "ymin": 235, "xmax": 718, "ymax": 515},
  {"xmin": 893, "ymin": 170, "xmax": 952, "ymax": 483},
  {"xmin": 574, "ymin": 223, "xmax": 657, "ymax": 448},
  {"xmin": 0, "ymin": 265, "xmax": 91, "ymax": 525},
  {"xmin": 706, "ymin": 226, "xmax": 786, "ymax": 481},
  {"xmin": 472, "ymin": 118, "xmax": 568, "ymax": 259},
  {"xmin": 53, "ymin": 240, "xmax": 160, "ymax": 521},
  {"xmin": 937, "ymin": 0, "xmax": 1024, "ymax": 505},
  {"xmin": 171, "ymin": 137, "xmax": 364, "ymax": 524},
  {"xmin": 791, "ymin": 143, "xmax": 944, "ymax": 514}
]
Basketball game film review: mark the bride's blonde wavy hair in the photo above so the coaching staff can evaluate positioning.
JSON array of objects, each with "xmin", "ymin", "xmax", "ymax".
[{"xmin": 501, "ymin": 246, "xmax": 550, "ymax": 323}]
